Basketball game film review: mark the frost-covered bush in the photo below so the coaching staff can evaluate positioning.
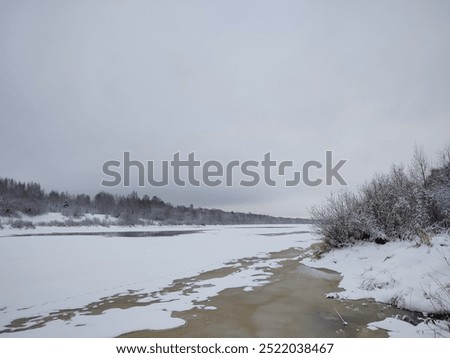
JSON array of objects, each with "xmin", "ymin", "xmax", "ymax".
[
  {"xmin": 429, "ymin": 184, "xmax": 450, "ymax": 229},
  {"xmin": 117, "ymin": 212, "xmax": 142, "ymax": 226},
  {"xmin": 9, "ymin": 220, "xmax": 35, "ymax": 229},
  {"xmin": 360, "ymin": 165, "xmax": 431, "ymax": 240},
  {"xmin": 311, "ymin": 191, "xmax": 375, "ymax": 248},
  {"xmin": 311, "ymin": 145, "xmax": 450, "ymax": 248},
  {"xmin": 426, "ymin": 151, "xmax": 450, "ymax": 229},
  {"xmin": 38, "ymin": 218, "xmax": 111, "ymax": 227}
]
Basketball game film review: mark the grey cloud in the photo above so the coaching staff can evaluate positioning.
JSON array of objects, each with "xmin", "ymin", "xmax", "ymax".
[{"xmin": 1, "ymin": 0, "xmax": 449, "ymax": 217}]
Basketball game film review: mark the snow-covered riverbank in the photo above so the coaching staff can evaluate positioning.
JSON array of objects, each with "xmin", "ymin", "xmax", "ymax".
[{"xmin": 303, "ymin": 233, "xmax": 450, "ymax": 337}]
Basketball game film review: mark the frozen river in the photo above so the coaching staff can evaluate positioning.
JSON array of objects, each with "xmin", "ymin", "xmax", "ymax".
[{"xmin": 0, "ymin": 224, "xmax": 314, "ymax": 337}]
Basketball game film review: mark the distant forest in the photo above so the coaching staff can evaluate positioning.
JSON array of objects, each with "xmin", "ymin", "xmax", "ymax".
[{"xmin": 0, "ymin": 178, "xmax": 307, "ymax": 226}]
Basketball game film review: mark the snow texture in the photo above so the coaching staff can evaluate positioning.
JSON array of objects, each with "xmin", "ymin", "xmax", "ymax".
[
  {"xmin": 303, "ymin": 234, "xmax": 450, "ymax": 314},
  {"xmin": 303, "ymin": 233, "xmax": 450, "ymax": 338},
  {"xmin": 368, "ymin": 317, "xmax": 450, "ymax": 338},
  {"xmin": 0, "ymin": 224, "xmax": 314, "ymax": 337}
]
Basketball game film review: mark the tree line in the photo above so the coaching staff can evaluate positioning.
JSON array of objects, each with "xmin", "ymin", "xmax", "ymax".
[{"xmin": 0, "ymin": 178, "xmax": 306, "ymax": 226}]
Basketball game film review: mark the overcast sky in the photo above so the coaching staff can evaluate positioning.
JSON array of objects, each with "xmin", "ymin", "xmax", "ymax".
[{"xmin": 0, "ymin": 0, "xmax": 449, "ymax": 217}]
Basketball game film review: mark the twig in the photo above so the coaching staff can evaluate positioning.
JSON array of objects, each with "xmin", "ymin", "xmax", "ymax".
[{"xmin": 331, "ymin": 305, "xmax": 348, "ymax": 325}]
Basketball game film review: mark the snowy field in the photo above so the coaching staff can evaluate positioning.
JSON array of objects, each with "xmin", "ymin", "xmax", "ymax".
[{"xmin": 0, "ymin": 224, "xmax": 315, "ymax": 337}]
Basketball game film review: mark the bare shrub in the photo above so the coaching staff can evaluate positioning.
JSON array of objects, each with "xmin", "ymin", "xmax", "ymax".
[
  {"xmin": 310, "ymin": 191, "xmax": 373, "ymax": 248},
  {"xmin": 9, "ymin": 220, "xmax": 35, "ymax": 229},
  {"xmin": 311, "ymin": 145, "xmax": 449, "ymax": 248}
]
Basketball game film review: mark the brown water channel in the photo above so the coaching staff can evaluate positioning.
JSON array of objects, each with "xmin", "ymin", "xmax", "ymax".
[{"xmin": 120, "ymin": 247, "xmax": 416, "ymax": 338}]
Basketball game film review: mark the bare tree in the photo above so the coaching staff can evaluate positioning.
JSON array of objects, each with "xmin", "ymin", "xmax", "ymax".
[{"xmin": 409, "ymin": 144, "xmax": 429, "ymax": 186}]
